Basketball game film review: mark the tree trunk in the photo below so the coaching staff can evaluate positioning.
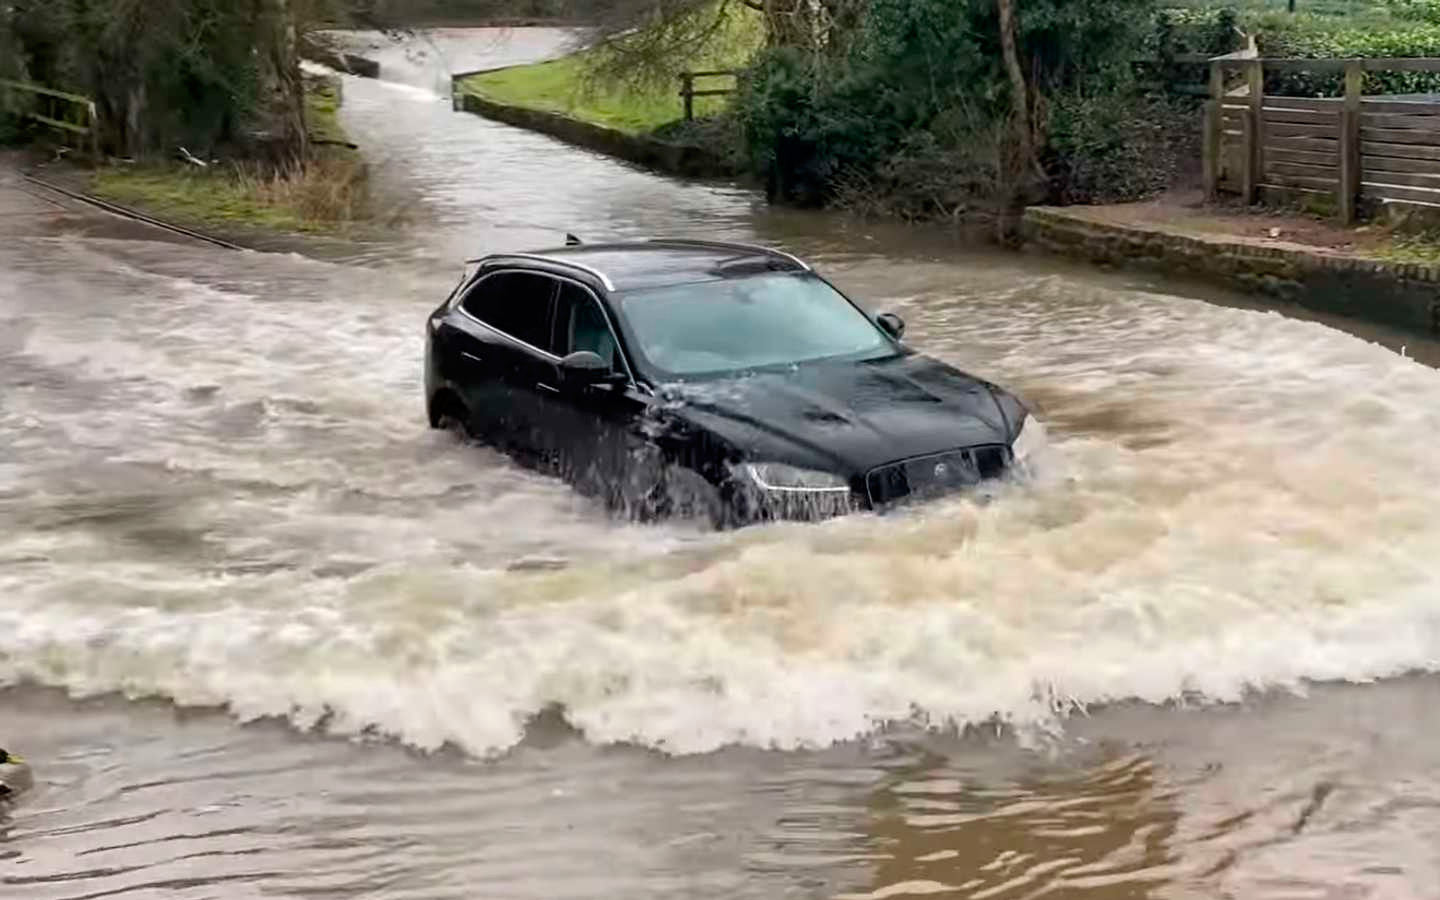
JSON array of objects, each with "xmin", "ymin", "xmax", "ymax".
[
  {"xmin": 996, "ymin": 0, "xmax": 1039, "ymax": 182},
  {"xmin": 762, "ymin": 0, "xmax": 808, "ymax": 49},
  {"xmin": 256, "ymin": 0, "xmax": 308, "ymax": 166}
]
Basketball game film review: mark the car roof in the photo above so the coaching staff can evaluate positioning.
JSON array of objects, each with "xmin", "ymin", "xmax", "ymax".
[{"xmin": 472, "ymin": 239, "xmax": 812, "ymax": 292}]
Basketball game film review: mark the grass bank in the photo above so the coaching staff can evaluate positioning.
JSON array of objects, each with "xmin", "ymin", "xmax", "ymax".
[
  {"xmin": 90, "ymin": 74, "xmax": 367, "ymax": 236},
  {"xmin": 459, "ymin": 16, "xmax": 760, "ymax": 136}
]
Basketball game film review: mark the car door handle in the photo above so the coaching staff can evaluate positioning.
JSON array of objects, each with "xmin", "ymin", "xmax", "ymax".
[
  {"xmin": 536, "ymin": 382, "xmax": 561, "ymax": 394},
  {"xmin": 461, "ymin": 351, "xmax": 484, "ymax": 364}
]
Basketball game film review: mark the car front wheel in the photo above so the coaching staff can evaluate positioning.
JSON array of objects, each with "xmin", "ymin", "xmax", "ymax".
[{"xmin": 428, "ymin": 391, "xmax": 471, "ymax": 436}]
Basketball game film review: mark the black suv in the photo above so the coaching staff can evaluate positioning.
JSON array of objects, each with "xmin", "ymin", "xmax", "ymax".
[{"xmin": 425, "ymin": 239, "xmax": 1043, "ymax": 525}]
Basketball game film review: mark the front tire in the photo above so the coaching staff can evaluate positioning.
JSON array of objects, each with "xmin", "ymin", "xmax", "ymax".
[
  {"xmin": 644, "ymin": 464, "xmax": 728, "ymax": 529},
  {"xmin": 428, "ymin": 391, "xmax": 471, "ymax": 436}
]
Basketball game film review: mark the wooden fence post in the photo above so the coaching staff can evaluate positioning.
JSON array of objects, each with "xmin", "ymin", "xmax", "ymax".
[
  {"xmin": 1245, "ymin": 59, "xmax": 1264, "ymax": 203},
  {"xmin": 1203, "ymin": 62, "xmax": 1223, "ymax": 199},
  {"xmin": 679, "ymin": 73, "xmax": 694, "ymax": 121},
  {"xmin": 1338, "ymin": 61, "xmax": 1363, "ymax": 226}
]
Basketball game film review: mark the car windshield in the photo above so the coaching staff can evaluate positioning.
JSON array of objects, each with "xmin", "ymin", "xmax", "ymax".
[{"xmin": 614, "ymin": 273, "xmax": 892, "ymax": 377}]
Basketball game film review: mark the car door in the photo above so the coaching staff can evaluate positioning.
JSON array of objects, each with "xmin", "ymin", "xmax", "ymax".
[
  {"xmin": 448, "ymin": 270, "xmax": 557, "ymax": 451},
  {"xmin": 539, "ymin": 279, "xmax": 653, "ymax": 501}
]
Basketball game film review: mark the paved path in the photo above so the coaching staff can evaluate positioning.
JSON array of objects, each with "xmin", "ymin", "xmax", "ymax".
[{"xmin": 0, "ymin": 155, "xmax": 194, "ymax": 245}]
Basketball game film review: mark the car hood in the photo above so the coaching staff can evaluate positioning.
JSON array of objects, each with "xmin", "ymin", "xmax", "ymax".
[{"xmin": 653, "ymin": 353, "xmax": 1016, "ymax": 475}]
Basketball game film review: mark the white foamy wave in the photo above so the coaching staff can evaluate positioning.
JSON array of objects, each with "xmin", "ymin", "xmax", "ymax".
[{"xmin": 7, "ymin": 203, "xmax": 1440, "ymax": 755}]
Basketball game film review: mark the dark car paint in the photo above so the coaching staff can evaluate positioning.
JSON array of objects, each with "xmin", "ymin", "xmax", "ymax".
[{"xmin": 425, "ymin": 251, "xmax": 1027, "ymax": 523}]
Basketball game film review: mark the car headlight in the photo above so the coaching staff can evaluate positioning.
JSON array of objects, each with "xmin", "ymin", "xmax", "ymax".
[
  {"xmin": 744, "ymin": 462, "xmax": 850, "ymax": 493},
  {"xmin": 1010, "ymin": 414, "xmax": 1048, "ymax": 465}
]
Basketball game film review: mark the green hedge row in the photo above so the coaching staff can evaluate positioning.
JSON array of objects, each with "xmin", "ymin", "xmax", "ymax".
[{"xmin": 1254, "ymin": 13, "xmax": 1440, "ymax": 95}]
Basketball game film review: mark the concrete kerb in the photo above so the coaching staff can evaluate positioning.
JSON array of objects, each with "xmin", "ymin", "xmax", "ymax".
[{"xmin": 1021, "ymin": 206, "xmax": 1440, "ymax": 335}]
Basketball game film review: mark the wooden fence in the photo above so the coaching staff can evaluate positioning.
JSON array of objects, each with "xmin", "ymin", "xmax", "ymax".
[
  {"xmin": 1203, "ymin": 57, "xmax": 1440, "ymax": 224},
  {"xmin": 678, "ymin": 70, "xmax": 740, "ymax": 121},
  {"xmin": 0, "ymin": 79, "xmax": 98, "ymax": 157}
]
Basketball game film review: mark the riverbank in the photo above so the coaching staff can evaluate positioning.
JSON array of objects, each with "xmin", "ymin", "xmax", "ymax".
[
  {"xmin": 85, "ymin": 73, "xmax": 370, "ymax": 244},
  {"xmin": 452, "ymin": 14, "xmax": 755, "ymax": 178},
  {"xmin": 1022, "ymin": 196, "xmax": 1440, "ymax": 336}
]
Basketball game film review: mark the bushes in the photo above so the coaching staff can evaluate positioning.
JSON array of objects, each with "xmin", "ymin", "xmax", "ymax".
[
  {"xmin": 1154, "ymin": 6, "xmax": 1241, "ymax": 54},
  {"xmin": 828, "ymin": 106, "xmax": 1012, "ymax": 221},
  {"xmin": 0, "ymin": 115, "xmax": 27, "ymax": 147},
  {"xmin": 735, "ymin": 0, "xmax": 1006, "ymax": 209},
  {"xmin": 1044, "ymin": 92, "xmax": 1195, "ymax": 205},
  {"xmin": 737, "ymin": 44, "xmax": 927, "ymax": 207},
  {"xmin": 1387, "ymin": 0, "xmax": 1440, "ymax": 24},
  {"xmin": 735, "ymin": 0, "xmax": 1167, "ymax": 217},
  {"xmin": 1255, "ymin": 13, "xmax": 1440, "ymax": 94},
  {"xmin": 2, "ymin": 0, "xmax": 329, "ymax": 161}
]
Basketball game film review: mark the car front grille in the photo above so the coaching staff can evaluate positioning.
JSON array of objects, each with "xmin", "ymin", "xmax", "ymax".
[{"xmin": 865, "ymin": 445, "xmax": 1011, "ymax": 506}]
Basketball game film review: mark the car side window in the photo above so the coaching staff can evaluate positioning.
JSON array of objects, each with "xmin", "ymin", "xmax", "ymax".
[
  {"xmin": 460, "ymin": 271, "xmax": 556, "ymax": 351},
  {"xmin": 552, "ymin": 281, "xmax": 622, "ymax": 372}
]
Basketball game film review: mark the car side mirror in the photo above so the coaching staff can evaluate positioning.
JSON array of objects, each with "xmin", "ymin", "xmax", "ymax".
[
  {"xmin": 877, "ymin": 313, "xmax": 906, "ymax": 340},
  {"xmin": 559, "ymin": 351, "xmax": 624, "ymax": 387}
]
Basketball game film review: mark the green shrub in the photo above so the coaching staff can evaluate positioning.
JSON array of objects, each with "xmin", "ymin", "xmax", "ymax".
[
  {"xmin": 1045, "ymin": 91, "xmax": 1195, "ymax": 204},
  {"xmin": 1255, "ymin": 13, "xmax": 1440, "ymax": 94},
  {"xmin": 737, "ymin": 0, "xmax": 1159, "ymax": 212},
  {"xmin": 1387, "ymin": 0, "xmax": 1440, "ymax": 24},
  {"xmin": 829, "ymin": 105, "xmax": 1011, "ymax": 221},
  {"xmin": 0, "ymin": 113, "xmax": 26, "ymax": 146},
  {"xmin": 737, "ymin": 42, "xmax": 936, "ymax": 206},
  {"xmin": 1151, "ymin": 6, "xmax": 1243, "ymax": 55}
]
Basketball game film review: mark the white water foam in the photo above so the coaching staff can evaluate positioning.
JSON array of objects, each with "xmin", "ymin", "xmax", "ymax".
[{"xmin": 6, "ymin": 235, "xmax": 1440, "ymax": 756}]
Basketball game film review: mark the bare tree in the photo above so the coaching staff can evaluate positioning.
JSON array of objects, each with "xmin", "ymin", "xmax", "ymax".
[
  {"xmin": 258, "ymin": 0, "xmax": 310, "ymax": 163},
  {"xmin": 996, "ymin": 0, "xmax": 1039, "ymax": 183}
]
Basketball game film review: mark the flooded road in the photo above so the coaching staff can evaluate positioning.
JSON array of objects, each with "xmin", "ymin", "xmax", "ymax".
[{"xmin": 5, "ymin": 28, "xmax": 1440, "ymax": 900}]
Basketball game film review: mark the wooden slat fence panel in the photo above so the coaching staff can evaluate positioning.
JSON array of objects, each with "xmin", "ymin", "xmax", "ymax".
[
  {"xmin": 1359, "ymin": 99, "xmax": 1440, "ymax": 114},
  {"xmin": 1204, "ymin": 56, "xmax": 1440, "ymax": 219},
  {"xmin": 1362, "ymin": 154, "xmax": 1440, "ymax": 174},
  {"xmin": 1266, "ymin": 122, "xmax": 1339, "ymax": 140},
  {"xmin": 1264, "ymin": 97, "xmax": 1341, "ymax": 111},
  {"xmin": 1357, "ymin": 170, "xmax": 1440, "ymax": 189},
  {"xmin": 1267, "ymin": 147, "xmax": 1337, "ymax": 166},
  {"xmin": 1359, "ymin": 113, "xmax": 1440, "ymax": 131},
  {"xmin": 1268, "ymin": 161, "xmax": 1340, "ymax": 180},
  {"xmin": 1263, "ymin": 107, "xmax": 1338, "ymax": 125},
  {"xmin": 1362, "ymin": 140, "xmax": 1440, "ymax": 160},
  {"xmin": 1361, "ymin": 183, "xmax": 1440, "ymax": 204},
  {"xmin": 1266, "ymin": 173, "xmax": 1341, "ymax": 190},
  {"xmin": 1268, "ymin": 136, "xmax": 1340, "ymax": 153},
  {"xmin": 1360, "ymin": 127, "xmax": 1440, "ymax": 145}
]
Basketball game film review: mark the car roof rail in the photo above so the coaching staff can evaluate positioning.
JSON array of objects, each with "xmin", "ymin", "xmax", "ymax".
[
  {"xmin": 644, "ymin": 238, "xmax": 811, "ymax": 272},
  {"xmin": 466, "ymin": 253, "xmax": 617, "ymax": 292}
]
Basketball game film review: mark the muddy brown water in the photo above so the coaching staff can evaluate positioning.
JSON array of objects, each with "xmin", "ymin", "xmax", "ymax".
[{"xmin": 5, "ymin": 28, "xmax": 1440, "ymax": 900}]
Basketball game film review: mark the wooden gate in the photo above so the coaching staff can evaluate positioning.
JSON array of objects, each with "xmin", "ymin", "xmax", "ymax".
[{"xmin": 1204, "ymin": 58, "xmax": 1440, "ymax": 224}]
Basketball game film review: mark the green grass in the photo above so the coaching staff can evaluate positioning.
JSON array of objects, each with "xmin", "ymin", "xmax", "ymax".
[
  {"xmin": 306, "ymin": 74, "xmax": 348, "ymax": 145},
  {"xmin": 461, "ymin": 12, "xmax": 762, "ymax": 135},
  {"xmin": 90, "ymin": 74, "xmax": 365, "ymax": 235},
  {"xmin": 1372, "ymin": 230, "xmax": 1440, "ymax": 262},
  {"xmin": 93, "ymin": 168, "xmax": 318, "ymax": 232}
]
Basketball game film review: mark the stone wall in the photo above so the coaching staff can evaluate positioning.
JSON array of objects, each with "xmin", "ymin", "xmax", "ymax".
[{"xmin": 1022, "ymin": 207, "xmax": 1440, "ymax": 336}]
